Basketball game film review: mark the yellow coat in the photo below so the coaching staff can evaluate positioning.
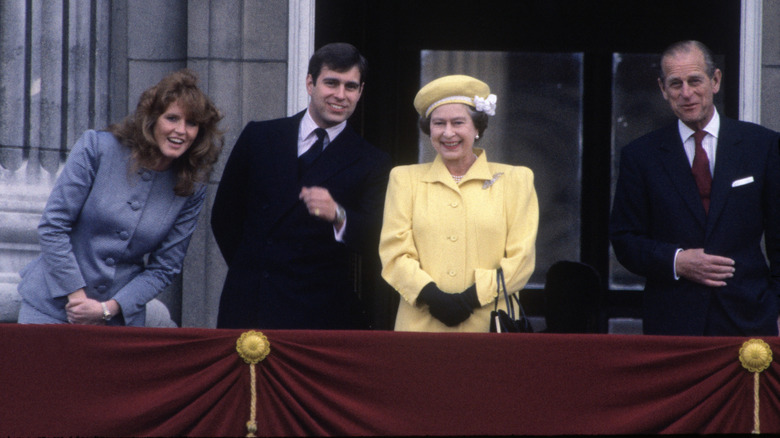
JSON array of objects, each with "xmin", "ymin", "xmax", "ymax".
[{"xmin": 379, "ymin": 148, "xmax": 538, "ymax": 332}]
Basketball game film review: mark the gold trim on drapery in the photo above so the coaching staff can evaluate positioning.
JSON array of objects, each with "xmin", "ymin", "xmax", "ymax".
[
  {"xmin": 739, "ymin": 339, "xmax": 773, "ymax": 434},
  {"xmin": 237, "ymin": 331, "xmax": 271, "ymax": 437}
]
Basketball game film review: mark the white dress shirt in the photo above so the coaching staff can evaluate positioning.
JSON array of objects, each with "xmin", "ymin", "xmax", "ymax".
[
  {"xmin": 298, "ymin": 109, "xmax": 347, "ymax": 157},
  {"xmin": 673, "ymin": 109, "xmax": 720, "ymax": 279},
  {"xmin": 298, "ymin": 109, "xmax": 348, "ymax": 242}
]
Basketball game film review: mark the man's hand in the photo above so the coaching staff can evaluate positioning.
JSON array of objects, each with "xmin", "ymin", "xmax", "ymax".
[
  {"xmin": 676, "ymin": 248, "xmax": 735, "ymax": 287},
  {"xmin": 300, "ymin": 186, "xmax": 338, "ymax": 223}
]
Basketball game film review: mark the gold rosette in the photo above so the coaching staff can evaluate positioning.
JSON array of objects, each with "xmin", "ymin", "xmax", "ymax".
[
  {"xmin": 739, "ymin": 339, "xmax": 772, "ymax": 373},
  {"xmin": 739, "ymin": 339, "xmax": 773, "ymax": 434},
  {"xmin": 237, "ymin": 331, "xmax": 271, "ymax": 364},
  {"xmin": 236, "ymin": 331, "xmax": 271, "ymax": 437}
]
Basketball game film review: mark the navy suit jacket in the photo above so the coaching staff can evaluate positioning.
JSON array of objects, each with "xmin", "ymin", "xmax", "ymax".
[
  {"xmin": 610, "ymin": 117, "xmax": 780, "ymax": 336},
  {"xmin": 212, "ymin": 111, "xmax": 392, "ymax": 329}
]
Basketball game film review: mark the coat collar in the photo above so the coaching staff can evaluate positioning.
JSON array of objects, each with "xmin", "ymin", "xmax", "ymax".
[
  {"xmin": 657, "ymin": 123, "xmax": 707, "ymax": 226},
  {"xmin": 422, "ymin": 148, "xmax": 494, "ymax": 189},
  {"xmin": 299, "ymin": 122, "xmax": 363, "ymax": 185},
  {"xmin": 706, "ymin": 117, "xmax": 746, "ymax": 237},
  {"xmin": 271, "ymin": 110, "xmax": 364, "ymax": 186},
  {"xmin": 657, "ymin": 117, "xmax": 746, "ymax": 233}
]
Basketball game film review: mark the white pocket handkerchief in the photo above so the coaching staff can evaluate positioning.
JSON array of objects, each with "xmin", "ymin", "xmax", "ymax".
[{"xmin": 732, "ymin": 176, "xmax": 754, "ymax": 187}]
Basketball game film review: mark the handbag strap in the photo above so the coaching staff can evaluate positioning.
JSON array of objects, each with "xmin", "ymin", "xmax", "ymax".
[
  {"xmin": 494, "ymin": 268, "xmax": 516, "ymax": 321},
  {"xmin": 495, "ymin": 268, "xmax": 531, "ymax": 324}
]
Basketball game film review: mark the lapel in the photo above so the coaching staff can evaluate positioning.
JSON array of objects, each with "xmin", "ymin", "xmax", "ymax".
[
  {"xmin": 657, "ymin": 124, "xmax": 708, "ymax": 228},
  {"xmin": 265, "ymin": 111, "xmax": 307, "ymax": 228},
  {"xmin": 706, "ymin": 117, "xmax": 747, "ymax": 237},
  {"xmin": 300, "ymin": 123, "xmax": 362, "ymax": 186}
]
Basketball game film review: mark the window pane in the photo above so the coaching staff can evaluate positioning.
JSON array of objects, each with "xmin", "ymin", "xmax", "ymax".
[{"xmin": 419, "ymin": 50, "xmax": 583, "ymax": 287}]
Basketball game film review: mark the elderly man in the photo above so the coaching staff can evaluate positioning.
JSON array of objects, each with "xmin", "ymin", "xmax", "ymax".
[{"xmin": 610, "ymin": 40, "xmax": 780, "ymax": 336}]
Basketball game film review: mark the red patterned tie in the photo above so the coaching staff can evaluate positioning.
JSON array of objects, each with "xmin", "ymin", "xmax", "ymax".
[{"xmin": 691, "ymin": 130, "xmax": 712, "ymax": 213}]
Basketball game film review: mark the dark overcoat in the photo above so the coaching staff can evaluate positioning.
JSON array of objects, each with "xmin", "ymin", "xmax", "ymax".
[
  {"xmin": 212, "ymin": 111, "xmax": 391, "ymax": 329},
  {"xmin": 610, "ymin": 117, "xmax": 780, "ymax": 335}
]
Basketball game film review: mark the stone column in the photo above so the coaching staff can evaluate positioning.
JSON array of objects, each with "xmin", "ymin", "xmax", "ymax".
[
  {"xmin": 762, "ymin": 0, "xmax": 780, "ymax": 132},
  {"xmin": 0, "ymin": 0, "xmax": 112, "ymax": 321}
]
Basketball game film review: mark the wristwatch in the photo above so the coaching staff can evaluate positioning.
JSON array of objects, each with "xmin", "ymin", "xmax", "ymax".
[
  {"xmin": 101, "ymin": 302, "xmax": 113, "ymax": 321},
  {"xmin": 334, "ymin": 204, "xmax": 346, "ymax": 227}
]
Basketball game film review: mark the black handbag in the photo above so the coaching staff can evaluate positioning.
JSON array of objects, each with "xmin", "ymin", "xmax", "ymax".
[{"xmin": 490, "ymin": 268, "xmax": 534, "ymax": 333}]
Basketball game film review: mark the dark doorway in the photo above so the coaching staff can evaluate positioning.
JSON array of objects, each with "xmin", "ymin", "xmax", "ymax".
[{"xmin": 316, "ymin": 0, "xmax": 742, "ymax": 330}]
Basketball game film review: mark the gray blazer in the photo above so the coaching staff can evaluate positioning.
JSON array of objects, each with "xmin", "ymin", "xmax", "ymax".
[{"xmin": 17, "ymin": 130, "xmax": 205, "ymax": 326}]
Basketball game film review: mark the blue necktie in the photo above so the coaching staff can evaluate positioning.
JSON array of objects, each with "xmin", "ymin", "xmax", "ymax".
[{"xmin": 299, "ymin": 128, "xmax": 326, "ymax": 176}]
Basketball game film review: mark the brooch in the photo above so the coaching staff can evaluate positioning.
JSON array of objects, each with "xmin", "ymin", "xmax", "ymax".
[{"xmin": 483, "ymin": 172, "xmax": 504, "ymax": 189}]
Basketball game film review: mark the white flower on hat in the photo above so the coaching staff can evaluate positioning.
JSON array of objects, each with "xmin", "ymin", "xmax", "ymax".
[{"xmin": 474, "ymin": 94, "xmax": 497, "ymax": 116}]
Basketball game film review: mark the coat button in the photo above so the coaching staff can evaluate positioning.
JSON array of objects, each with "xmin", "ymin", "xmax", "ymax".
[
  {"xmin": 449, "ymin": 235, "xmax": 458, "ymax": 242},
  {"xmin": 106, "ymin": 258, "xmax": 116, "ymax": 267},
  {"xmin": 128, "ymin": 201, "xmax": 141, "ymax": 211},
  {"xmin": 450, "ymin": 201, "xmax": 459, "ymax": 208},
  {"xmin": 118, "ymin": 231, "xmax": 130, "ymax": 240},
  {"xmin": 448, "ymin": 270, "xmax": 457, "ymax": 277},
  {"xmin": 97, "ymin": 285, "xmax": 107, "ymax": 293},
  {"xmin": 141, "ymin": 172, "xmax": 152, "ymax": 181}
]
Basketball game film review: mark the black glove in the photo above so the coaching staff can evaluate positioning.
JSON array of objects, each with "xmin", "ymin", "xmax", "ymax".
[{"xmin": 418, "ymin": 283, "xmax": 480, "ymax": 327}]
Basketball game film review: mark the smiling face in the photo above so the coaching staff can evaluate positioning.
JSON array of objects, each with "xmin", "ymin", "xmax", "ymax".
[
  {"xmin": 152, "ymin": 100, "xmax": 199, "ymax": 170},
  {"xmin": 306, "ymin": 65, "xmax": 364, "ymax": 128},
  {"xmin": 658, "ymin": 48, "xmax": 721, "ymax": 131},
  {"xmin": 429, "ymin": 103, "xmax": 478, "ymax": 173}
]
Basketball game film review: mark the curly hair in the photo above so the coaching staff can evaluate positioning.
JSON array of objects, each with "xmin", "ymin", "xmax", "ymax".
[{"xmin": 109, "ymin": 69, "xmax": 224, "ymax": 196}]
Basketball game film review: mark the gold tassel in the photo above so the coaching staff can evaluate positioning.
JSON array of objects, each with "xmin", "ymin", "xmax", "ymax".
[
  {"xmin": 739, "ymin": 339, "xmax": 772, "ymax": 434},
  {"xmin": 236, "ymin": 331, "xmax": 271, "ymax": 437}
]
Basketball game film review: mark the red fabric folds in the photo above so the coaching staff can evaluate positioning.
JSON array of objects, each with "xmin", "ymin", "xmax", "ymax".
[{"xmin": 0, "ymin": 324, "xmax": 778, "ymax": 436}]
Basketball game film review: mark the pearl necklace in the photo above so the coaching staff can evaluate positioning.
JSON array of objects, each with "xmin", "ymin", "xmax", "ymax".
[{"xmin": 450, "ymin": 153, "xmax": 477, "ymax": 184}]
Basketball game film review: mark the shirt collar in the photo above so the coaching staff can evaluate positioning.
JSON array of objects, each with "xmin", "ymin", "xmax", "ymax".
[
  {"xmin": 678, "ymin": 108, "xmax": 720, "ymax": 141},
  {"xmin": 300, "ymin": 109, "xmax": 347, "ymax": 145}
]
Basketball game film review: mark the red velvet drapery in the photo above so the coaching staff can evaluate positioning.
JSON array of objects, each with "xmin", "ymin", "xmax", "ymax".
[{"xmin": 1, "ymin": 324, "xmax": 778, "ymax": 436}]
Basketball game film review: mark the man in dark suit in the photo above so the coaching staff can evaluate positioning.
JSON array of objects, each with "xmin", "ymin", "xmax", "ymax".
[
  {"xmin": 212, "ymin": 43, "xmax": 392, "ymax": 329},
  {"xmin": 610, "ymin": 40, "xmax": 780, "ymax": 336}
]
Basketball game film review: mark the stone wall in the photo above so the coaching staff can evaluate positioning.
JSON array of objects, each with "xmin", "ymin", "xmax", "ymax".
[
  {"xmin": 182, "ymin": 0, "xmax": 290, "ymax": 327},
  {"xmin": 0, "ymin": 0, "xmax": 115, "ymax": 322},
  {"xmin": 763, "ymin": 0, "xmax": 780, "ymax": 131}
]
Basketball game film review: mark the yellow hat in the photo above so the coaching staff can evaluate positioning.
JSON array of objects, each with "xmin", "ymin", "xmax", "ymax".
[{"xmin": 413, "ymin": 75, "xmax": 497, "ymax": 118}]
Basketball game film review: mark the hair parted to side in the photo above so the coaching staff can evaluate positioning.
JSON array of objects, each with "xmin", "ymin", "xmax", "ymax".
[
  {"xmin": 419, "ymin": 106, "xmax": 489, "ymax": 139},
  {"xmin": 659, "ymin": 40, "xmax": 717, "ymax": 82},
  {"xmin": 109, "ymin": 69, "xmax": 224, "ymax": 196},
  {"xmin": 307, "ymin": 42, "xmax": 368, "ymax": 85}
]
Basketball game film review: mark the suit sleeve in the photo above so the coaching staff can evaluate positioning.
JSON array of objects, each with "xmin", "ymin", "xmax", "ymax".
[
  {"xmin": 609, "ymin": 145, "xmax": 680, "ymax": 281},
  {"xmin": 112, "ymin": 185, "xmax": 206, "ymax": 325},
  {"xmin": 211, "ymin": 124, "xmax": 253, "ymax": 265},
  {"xmin": 37, "ymin": 130, "xmax": 100, "ymax": 297},
  {"xmin": 340, "ymin": 147, "xmax": 392, "ymax": 256}
]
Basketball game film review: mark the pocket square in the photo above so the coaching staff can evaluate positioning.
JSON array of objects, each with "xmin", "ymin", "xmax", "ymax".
[{"xmin": 732, "ymin": 176, "xmax": 754, "ymax": 187}]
